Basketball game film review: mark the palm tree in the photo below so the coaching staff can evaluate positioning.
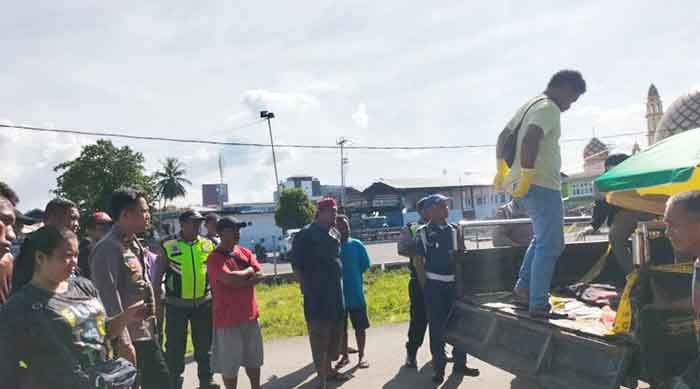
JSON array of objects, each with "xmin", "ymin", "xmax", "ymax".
[{"xmin": 155, "ymin": 158, "xmax": 192, "ymax": 209}]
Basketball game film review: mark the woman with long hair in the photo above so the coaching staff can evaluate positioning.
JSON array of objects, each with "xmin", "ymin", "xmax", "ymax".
[{"xmin": 0, "ymin": 225, "xmax": 145, "ymax": 388}]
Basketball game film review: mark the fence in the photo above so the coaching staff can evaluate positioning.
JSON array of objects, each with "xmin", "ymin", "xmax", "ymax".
[{"xmin": 353, "ymin": 227, "xmax": 403, "ymax": 243}]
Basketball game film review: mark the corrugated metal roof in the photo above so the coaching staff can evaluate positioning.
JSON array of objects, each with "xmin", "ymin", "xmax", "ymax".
[{"xmin": 373, "ymin": 174, "xmax": 492, "ymax": 190}]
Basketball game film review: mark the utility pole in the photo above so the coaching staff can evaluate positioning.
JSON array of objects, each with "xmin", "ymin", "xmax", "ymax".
[
  {"xmin": 337, "ymin": 137, "xmax": 349, "ymax": 208},
  {"xmin": 261, "ymin": 111, "xmax": 281, "ymax": 202},
  {"xmin": 218, "ymin": 153, "xmax": 225, "ymax": 210}
]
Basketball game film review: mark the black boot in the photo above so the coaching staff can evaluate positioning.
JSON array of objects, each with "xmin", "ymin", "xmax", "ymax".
[
  {"xmin": 453, "ymin": 363, "xmax": 480, "ymax": 377},
  {"xmin": 199, "ymin": 377, "xmax": 219, "ymax": 389},
  {"xmin": 404, "ymin": 351, "xmax": 418, "ymax": 368},
  {"xmin": 432, "ymin": 368, "xmax": 445, "ymax": 384}
]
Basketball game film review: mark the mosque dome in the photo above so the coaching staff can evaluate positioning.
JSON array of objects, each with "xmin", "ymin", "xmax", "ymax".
[{"xmin": 653, "ymin": 89, "xmax": 700, "ymax": 143}]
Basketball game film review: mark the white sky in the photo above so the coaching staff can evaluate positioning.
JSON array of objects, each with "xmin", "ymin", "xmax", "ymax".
[{"xmin": 1, "ymin": 1, "xmax": 699, "ymax": 210}]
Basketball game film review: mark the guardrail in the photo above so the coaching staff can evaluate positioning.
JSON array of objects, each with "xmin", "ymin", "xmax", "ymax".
[
  {"xmin": 459, "ymin": 216, "xmax": 593, "ymax": 248},
  {"xmin": 260, "ymin": 259, "xmax": 410, "ymax": 285},
  {"xmin": 354, "ymin": 227, "xmax": 403, "ymax": 242}
]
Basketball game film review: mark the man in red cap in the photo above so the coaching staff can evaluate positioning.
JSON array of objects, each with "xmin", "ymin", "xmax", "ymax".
[
  {"xmin": 290, "ymin": 197, "xmax": 348, "ymax": 387},
  {"xmin": 78, "ymin": 211, "xmax": 113, "ymax": 278}
]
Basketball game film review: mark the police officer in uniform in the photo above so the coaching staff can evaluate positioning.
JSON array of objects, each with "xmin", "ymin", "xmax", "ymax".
[
  {"xmin": 154, "ymin": 209, "xmax": 217, "ymax": 389},
  {"xmin": 415, "ymin": 194, "xmax": 480, "ymax": 384},
  {"xmin": 397, "ymin": 197, "xmax": 429, "ymax": 368}
]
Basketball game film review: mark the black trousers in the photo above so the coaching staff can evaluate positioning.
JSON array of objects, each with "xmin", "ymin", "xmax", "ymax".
[
  {"xmin": 406, "ymin": 278, "xmax": 428, "ymax": 356},
  {"xmin": 134, "ymin": 338, "xmax": 172, "ymax": 389},
  {"xmin": 165, "ymin": 301, "xmax": 213, "ymax": 385}
]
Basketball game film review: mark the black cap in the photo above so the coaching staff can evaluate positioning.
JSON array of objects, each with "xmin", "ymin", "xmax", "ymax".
[
  {"xmin": 217, "ymin": 216, "xmax": 249, "ymax": 232},
  {"xmin": 15, "ymin": 210, "xmax": 40, "ymax": 226},
  {"xmin": 416, "ymin": 197, "xmax": 428, "ymax": 211},
  {"xmin": 179, "ymin": 209, "xmax": 205, "ymax": 222}
]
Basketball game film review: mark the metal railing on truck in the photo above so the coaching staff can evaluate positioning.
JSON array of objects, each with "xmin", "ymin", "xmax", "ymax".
[{"xmin": 458, "ymin": 216, "xmax": 595, "ymax": 248}]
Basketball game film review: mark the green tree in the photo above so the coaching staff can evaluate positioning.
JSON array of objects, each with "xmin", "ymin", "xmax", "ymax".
[
  {"xmin": 54, "ymin": 139, "xmax": 157, "ymax": 218},
  {"xmin": 154, "ymin": 157, "xmax": 191, "ymax": 209},
  {"xmin": 275, "ymin": 188, "xmax": 316, "ymax": 231}
]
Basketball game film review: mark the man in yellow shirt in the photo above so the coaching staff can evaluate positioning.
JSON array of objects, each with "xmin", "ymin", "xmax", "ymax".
[{"xmin": 493, "ymin": 70, "xmax": 586, "ymax": 317}]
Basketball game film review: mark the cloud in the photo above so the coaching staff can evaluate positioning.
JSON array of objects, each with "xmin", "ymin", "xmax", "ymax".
[
  {"xmin": 0, "ymin": 123, "xmax": 85, "ymax": 210},
  {"xmin": 567, "ymin": 103, "xmax": 646, "ymax": 133},
  {"xmin": 241, "ymin": 90, "xmax": 320, "ymax": 117},
  {"xmin": 352, "ymin": 103, "xmax": 369, "ymax": 129},
  {"xmin": 300, "ymin": 80, "xmax": 341, "ymax": 94},
  {"xmin": 2, "ymin": 1, "xmax": 700, "ymax": 211}
]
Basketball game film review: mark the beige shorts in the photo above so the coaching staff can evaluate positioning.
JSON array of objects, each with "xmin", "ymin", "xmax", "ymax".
[{"xmin": 211, "ymin": 320, "xmax": 264, "ymax": 378}]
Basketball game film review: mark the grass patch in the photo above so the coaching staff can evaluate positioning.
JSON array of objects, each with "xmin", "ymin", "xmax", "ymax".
[
  {"xmin": 185, "ymin": 268, "xmax": 411, "ymax": 353},
  {"xmin": 258, "ymin": 267, "xmax": 411, "ymax": 341}
]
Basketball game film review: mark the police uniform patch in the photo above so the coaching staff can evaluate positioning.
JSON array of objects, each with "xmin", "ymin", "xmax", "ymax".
[
  {"xmin": 201, "ymin": 240, "xmax": 214, "ymax": 253},
  {"xmin": 165, "ymin": 241, "xmax": 182, "ymax": 256}
]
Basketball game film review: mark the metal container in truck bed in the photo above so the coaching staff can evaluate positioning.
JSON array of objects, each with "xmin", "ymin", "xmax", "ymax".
[{"xmin": 444, "ymin": 240, "xmax": 696, "ymax": 389}]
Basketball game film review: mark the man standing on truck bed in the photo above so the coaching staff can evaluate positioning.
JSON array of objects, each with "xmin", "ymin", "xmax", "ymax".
[
  {"xmin": 397, "ymin": 197, "xmax": 430, "ymax": 368},
  {"xmin": 494, "ymin": 69, "xmax": 587, "ymax": 318},
  {"xmin": 415, "ymin": 194, "xmax": 480, "ymax": 384},
  {"xmin": 664, "ymin": 191, "xmax": 700, "ymax": 389}
]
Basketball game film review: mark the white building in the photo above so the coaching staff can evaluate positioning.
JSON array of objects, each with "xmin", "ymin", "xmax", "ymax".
[{"xmin": 158, "ymin": 203, "xmax": 283, "ymax": 252}]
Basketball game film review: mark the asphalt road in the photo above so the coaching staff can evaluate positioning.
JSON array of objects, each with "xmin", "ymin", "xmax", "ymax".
[
  {"xmin": 261, "ymin": 241, "xmax": 406, "ymax": 276},
  {"xmin": 183, "ymin": 321, "xmax": 647, "ymax": 388},
  {"xmin": 183, "ymin": 322, "xmax": 533, "ymax": 389},
  {"xmin": 261, "ymin": 234, "xmax": 609, "ymax": 276}
]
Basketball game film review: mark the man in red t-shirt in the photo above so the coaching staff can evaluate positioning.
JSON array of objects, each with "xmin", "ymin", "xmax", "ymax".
[{"xmin": 207, "ymin": 216, "xmax": 264, "ymax": 389}]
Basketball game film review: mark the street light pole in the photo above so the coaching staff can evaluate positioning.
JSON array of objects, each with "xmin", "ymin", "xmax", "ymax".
[
  {"xmin": 337, "ymin": 137, "xmax": 349, "ymax": 209},
  {"xmin": 260, "ymin": 111, "xmax": 281, "ymax": 201},
  {"xmin": 261, "ymin": 110, "xmax": 281, "ymax": 280}
]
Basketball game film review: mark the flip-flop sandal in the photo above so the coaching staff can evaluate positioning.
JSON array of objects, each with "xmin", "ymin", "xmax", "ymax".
[
  {"xmin": 358, "ymin": 360, "xmax": 370, "ymax": 369},
  {"xmin": 329, "ymin": 371, "xmax": 352, "ymax": 382},
  {"xmin": 334, "ymin": 357, "xmax": 350, "ymax": 370}
]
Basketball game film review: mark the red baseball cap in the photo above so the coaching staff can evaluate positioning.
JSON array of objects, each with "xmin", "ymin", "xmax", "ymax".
[
  {"xmin": 317, "ymin": 197, "xmax": 337, "ymax": 210},
  {"xmin": 93, "ymin": 211, "xmax": 112, "ymax": 224}
]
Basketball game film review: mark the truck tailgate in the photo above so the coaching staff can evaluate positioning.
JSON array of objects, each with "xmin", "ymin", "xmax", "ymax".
[{"xmin": 445, "ymin": 300, "xmax": 631, "ymax": 389}]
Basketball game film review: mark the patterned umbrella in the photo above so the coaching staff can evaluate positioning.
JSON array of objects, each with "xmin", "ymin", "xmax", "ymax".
[{"xmin": 595, "ymin": 127, "xmax": 700, "ymax": 196}]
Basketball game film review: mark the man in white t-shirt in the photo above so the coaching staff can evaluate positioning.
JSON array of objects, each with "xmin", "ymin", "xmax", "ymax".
[{"xmin": 493, "ymin": 70, "xmax": 586, "ymax": 317}]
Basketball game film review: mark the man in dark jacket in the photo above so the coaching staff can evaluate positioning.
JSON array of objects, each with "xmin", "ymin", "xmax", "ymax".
[{"xmin": 290, "ymin": 197, "xmax": 347, "ymax": 388}]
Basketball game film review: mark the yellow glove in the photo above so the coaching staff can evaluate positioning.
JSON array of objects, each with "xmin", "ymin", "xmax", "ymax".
[
  {"xmin": 511, "ymin": 168, "xmax": 535, "ymax": 198},
  {"xmin": 492, "ymin": 159, "xmax": 510, "ymax": 191}
]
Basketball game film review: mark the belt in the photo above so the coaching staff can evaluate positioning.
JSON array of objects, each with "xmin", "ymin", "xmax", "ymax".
[{"xmin": 425, "ymin": 272, "xmax": 455, "ymax": 282}]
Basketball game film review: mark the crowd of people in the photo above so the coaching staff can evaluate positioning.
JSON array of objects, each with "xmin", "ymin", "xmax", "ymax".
[
  {"xmin": 0, "ymin": 182, "xmax": 381, "ymax": 389},
  {"xmin": 2, "ymin": 68, "xmax": 700, "ymax": 389}
]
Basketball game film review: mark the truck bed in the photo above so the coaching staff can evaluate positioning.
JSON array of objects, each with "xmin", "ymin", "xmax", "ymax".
[
  {"xmin": 446, "ymin": 242, "xmax": 633, "ymax": 389},
  {"xmin": 445, "ymin": 298, "xmax": 632, "ymax": 389},
  {"xmin": 467, "ymin": 292, "xmax": 615, "ymax": 339}
]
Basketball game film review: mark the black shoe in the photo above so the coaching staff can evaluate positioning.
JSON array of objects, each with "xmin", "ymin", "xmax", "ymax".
[
  {"xmin": 404, "ymin": 353, "xmax": 418, "ymax": 369},
  {"xmin": 453, "ymin": 364, "xmax": 480, "ymax": 377},
  {"xmin": 432, "ymin": 369, "xmax": 445, "ymax": 384},
  {"xmin": 199, "ymin": 379, "xmax": 219, "ymax": 389}
]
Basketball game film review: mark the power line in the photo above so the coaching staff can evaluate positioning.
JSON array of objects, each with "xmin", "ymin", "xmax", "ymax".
[{"xmin": 0, "ymin": 123, "xmax": 647, "ymax": 151}]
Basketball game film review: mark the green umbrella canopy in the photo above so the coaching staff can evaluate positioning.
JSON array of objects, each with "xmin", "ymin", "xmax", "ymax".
[{"xmin": 595, "ymin": 127, "xmax": 700, "ymax": 193}]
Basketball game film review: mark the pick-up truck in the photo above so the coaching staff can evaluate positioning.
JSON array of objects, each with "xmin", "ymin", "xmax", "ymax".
[{"xmin": 445, "ymin": 236, "xmax": 696, "ymax": 388}]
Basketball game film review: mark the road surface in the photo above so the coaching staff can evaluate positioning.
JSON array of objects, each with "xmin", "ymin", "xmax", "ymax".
[
  {"xmin": 262, "ymin": 241, "xmax": 405, "ymax": 276},
  {"xmin": 261, "ymin": 235, "xmax": 607, "ymax": 276},
  {"xmin": 183, "ymin": 321, "xmax": 645, "ymax": 388}
]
